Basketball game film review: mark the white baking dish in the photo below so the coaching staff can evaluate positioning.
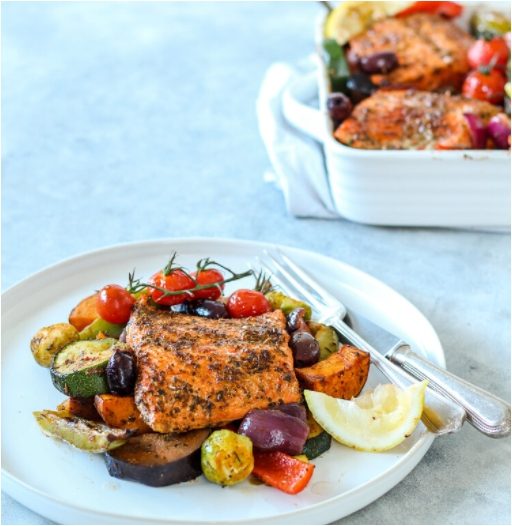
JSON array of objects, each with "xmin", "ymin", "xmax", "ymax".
[{"xmin": 282, "ymin": 1, "xmax": 510, "ymax": 228}]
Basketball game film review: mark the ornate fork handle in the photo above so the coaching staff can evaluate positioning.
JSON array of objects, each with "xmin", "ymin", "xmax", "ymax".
[{"xmin": 389, "ymin": 346, "xmax": 511, "ymax": 438}]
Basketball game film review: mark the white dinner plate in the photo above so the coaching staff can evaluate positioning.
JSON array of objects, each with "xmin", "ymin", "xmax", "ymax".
[{"xmin": 2, "ymin": 238, "xmax": 444, "ymax": 524}]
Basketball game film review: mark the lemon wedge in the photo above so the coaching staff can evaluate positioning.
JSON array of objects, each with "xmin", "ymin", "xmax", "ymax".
[
  {"xmin": 324, "ymin": 1, "xmax": 414, "ymax": 45},
  {"xmin": 304, "ymin": 381, "xmax": 427, "ymax": 452}
]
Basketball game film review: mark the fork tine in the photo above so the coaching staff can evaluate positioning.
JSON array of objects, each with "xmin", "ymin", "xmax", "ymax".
[
  {"xmin": 262, "ymin": 251, "xmax": 344, "ymax": 319},
  {"xmin": 256, "ymin": 257, "xmax": 317, "ymax": 307},
  {"xmin": 273, "ymin": 249, "xmax": 341, "ymax": 306}
]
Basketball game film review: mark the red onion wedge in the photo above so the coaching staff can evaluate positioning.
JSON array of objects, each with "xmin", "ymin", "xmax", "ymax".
[
  {"xmin": 464, "ymin": 113, "xmax": 488, "ymax": 149},
  {"xmin": 487, "ymin": 115, "xmax": 511, "ymax": 150},
  {"xmin": 274, "ymin": 403, "xmax": 307, "ymax": 423},
  {"xmin": 239, "ymin": 409, "xmax": 309, "ymax": 456}
]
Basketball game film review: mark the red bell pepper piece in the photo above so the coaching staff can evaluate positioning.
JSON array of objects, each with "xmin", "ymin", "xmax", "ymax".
[
  {"xmin": 252, "ymin": 451, "xmax": 315, "ymax": 495},
  {"xmin": 397, "ymin": 1, "xmax": 463, "ymax": 19}
]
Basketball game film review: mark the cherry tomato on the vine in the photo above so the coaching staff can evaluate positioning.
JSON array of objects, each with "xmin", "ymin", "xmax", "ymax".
[
  {"xmin": 467, "ymin": 37, "xmax": 509, "ymax": 70},
  {"xmin": 97, "ymin": 285, "xmax": 135, "ymax": 324},
  {"xmin": 149, "ymin": 269, "xmax": 195, "ymax": 306},
  {"xmin": 226, "ymin": 289, "xmax": 271, "ymax": 318},
  {"xmin": 192, "ymin": 268, "xmax": 225, "ymax": 300},
  {"xmin": 462, "ymin": 68, "xmax": 506, "ymax": 104}
]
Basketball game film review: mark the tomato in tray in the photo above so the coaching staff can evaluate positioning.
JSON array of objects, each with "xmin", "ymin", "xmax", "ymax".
[
  {"xmin": 396, "ymin": 1, "xmax": 463, "ymax": 19},
  {"xmin": 467, "ymin": 37, "xmax": 509, "ymax": 70},
  {"xmin": 192, "ymin": 268, "xmax": 224, "ymax": 300},
  {"xmin": 462, "ymin": 68, "xmax": 507, "ymax": 104},
  {"xmin": 97, "ymin": 285, "xmax": 135, "ymax": 324}
]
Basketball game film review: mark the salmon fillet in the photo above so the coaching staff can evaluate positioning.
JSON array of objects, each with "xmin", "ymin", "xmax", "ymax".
[
  {"xmin": 334, "ymin": 89, "xmax": 507, "ymax": 149},
  {"xmin": 126, "ymin": 301, "xmax": 301, "ymax": 433},
  {"xmin": 348, "ymin": 14, "xmax": 473, "ymax": 91}
]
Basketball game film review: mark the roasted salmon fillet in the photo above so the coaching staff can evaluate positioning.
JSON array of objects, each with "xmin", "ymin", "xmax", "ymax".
[
  {"xmin": 126, "ymin": 301, "xmax": 301, "ymax": 433},
  {"xmin": 347, "ymin": 13, "xmax": 473, "ymax": 91},
  {"xmin": 334, "ymin": 89, "xmax": 507, "ymax": 149}
]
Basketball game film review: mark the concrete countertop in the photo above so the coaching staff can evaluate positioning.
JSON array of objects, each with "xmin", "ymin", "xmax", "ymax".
[{"xmin": 2, "ymin": 1, "xmax": 510, "ymax": 524}]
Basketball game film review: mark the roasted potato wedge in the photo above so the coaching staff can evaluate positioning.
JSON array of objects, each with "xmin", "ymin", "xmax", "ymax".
[
  {"xmin": 30, "ymin": 323, "xmax": 80, "ymax": 367},
  {"xmin": 94, "ymin": 394, "xmax": 151, "ymax": 433},
  {"xmin": 57, "ymin": 397, "xmax": 102, "ymax": 421},
  {"xmin": 69, "ymin": 293, "xmax": 99, "ymax": 331},
  {"xmin": 295, "ymin": 345, "xmax": 370, "ymax": 399}
]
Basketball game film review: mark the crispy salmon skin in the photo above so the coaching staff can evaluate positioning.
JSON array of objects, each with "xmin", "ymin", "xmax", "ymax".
[
  {"xmin": 334, "ymin": 89, "xmax": 508, "ymax": 149},
  {"xmin": 126, "ymin": 301, "xmax": 301, "ymax": 433},
  {"xmin": 348, "ymin": 13, "xmax": 473, "ymax": 91}
]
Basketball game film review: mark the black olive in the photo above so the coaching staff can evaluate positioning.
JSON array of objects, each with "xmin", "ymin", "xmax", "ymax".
[
  {"xmin": 327, "ymin": 92, "xmax": 353, "ymax": 123},
  {"xmin": 189, "ymin": 299, "xmax": 229, "ymax": 319},
  {"xmin": 286, "ymin": 308, "xmax": 309, "ymax": 334},
  {"xmin": 170, "ymin": 302, "xmax": 192, "ymax": 314},
  {"xmin": 290, "ymin": 331, "xmax": 320, "ymax": 368},
  {"xmin": 359, "ymin": 52, "xmax": 399, "ymax": 74},
  {"xmin": 106, "ymin": 350, "xmax": 137, "ymax": 395},
  {"xmin": 346, "ymin": 74, "xmax": 377, "ymax": 103}
]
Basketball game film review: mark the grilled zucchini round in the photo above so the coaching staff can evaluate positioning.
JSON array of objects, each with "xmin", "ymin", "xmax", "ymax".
[{"xmin": 50, "ymin": 338, "xmax": 117, "ymax": 398}]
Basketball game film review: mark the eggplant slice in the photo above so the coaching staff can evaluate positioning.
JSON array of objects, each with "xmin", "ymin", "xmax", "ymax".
[{"xmin": 105, "ymin": 429, "xmax": 209, "ymax": 487}]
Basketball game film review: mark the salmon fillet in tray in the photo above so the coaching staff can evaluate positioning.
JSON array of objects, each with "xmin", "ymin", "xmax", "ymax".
[{"xmin": 126, "ymin": 299, "xmax": 301, "ymax": 433}]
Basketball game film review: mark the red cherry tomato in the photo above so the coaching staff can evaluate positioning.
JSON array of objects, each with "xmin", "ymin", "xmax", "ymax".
[
  {"xmin": 462, "ymin": 68, "xmax": 506, "ymax": 104},
  {"xmin": 97, "ymin": 285, "xmax": 135, "ymax": 324},
  {"xmin": 149, "ymin": 270, "xmax": 195, "ymax": 306},
  {"xmin": 192, "ymin": 269, "xmax": 225, "ymax": 300},
  {"xmin": 467, "ymin": 38, "xmax": 509, "ymax": 70},
  {"xmin": 397, "ymin": 1, "xmax": 463, "ymax": 19},
  {"xmin": 226, "ymin": 289, "xmax": 271, "ymax": 318}
]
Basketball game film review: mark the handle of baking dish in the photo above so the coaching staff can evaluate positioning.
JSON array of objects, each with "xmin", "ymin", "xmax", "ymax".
[{"xmin": 282, "ymin": 71, "xmax": 327, "ymax": 143}]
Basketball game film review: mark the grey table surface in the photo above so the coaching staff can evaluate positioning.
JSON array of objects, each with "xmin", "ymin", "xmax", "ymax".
[{"xmin": 2, "ymin": 1, "xmax": 510, "ymax": 524}]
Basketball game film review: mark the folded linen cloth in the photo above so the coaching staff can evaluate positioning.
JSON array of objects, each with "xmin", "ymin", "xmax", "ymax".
[{"xmin": 256, "ymin": 57, "xmax": 340, "ymax": 219}]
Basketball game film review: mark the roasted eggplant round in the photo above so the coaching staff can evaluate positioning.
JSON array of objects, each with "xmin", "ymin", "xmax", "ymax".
[{"xmin": 104, "ymin": 429, "xmax": 209, "ymax": 487}]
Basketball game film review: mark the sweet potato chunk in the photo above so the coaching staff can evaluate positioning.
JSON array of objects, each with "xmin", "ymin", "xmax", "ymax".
[
  {"xmin": 94, "ymin": 394, "xmax": 151, "ymax": 433},
  {"xmin": 68, "ymin": 294, "xmax": 99, "ymax": 331},
  {"xmin": 57, "ymin": 397, "xmax": 102, "ymax": 421},
  {"xmin": 295, "ymin": 345, "xmax": 370, "ymax": 399}
]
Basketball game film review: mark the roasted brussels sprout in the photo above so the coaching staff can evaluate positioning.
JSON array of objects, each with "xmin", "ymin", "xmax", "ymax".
[
  {"xmin": 30, "ymin": 323, "xmax": 80, "ymax": 367},
  {"xmin": 201, "ymin": 429, "xmax": 254, "ymax": 486},
  {"xmin": 470, "ymin": 9, "xmax": 510, "ymax": 38},
  {"xmin": 265, "ymin": 291, "xmax": 312, "ymax": 320},
  {"xmin": 309, "ymin": 322, "xmax": 340, "ymax": 360}
]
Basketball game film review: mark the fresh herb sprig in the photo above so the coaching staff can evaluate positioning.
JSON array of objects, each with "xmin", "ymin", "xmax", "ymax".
[{"xmin": 254, "ymin": 270, "xmax": 274, "ymax": 295}]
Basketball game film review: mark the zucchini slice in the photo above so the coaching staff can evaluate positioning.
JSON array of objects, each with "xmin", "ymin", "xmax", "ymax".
[
  {"xmin": 302, "ymin": 431, "xmax": 332, "ymax": 460},
  {"xmin": 51, "ymin": 338, "xmax": 117, "ymax": 398},
  {"xmin": 33, "ymin": 410, "xmax": 131, "ymax": 453},
  {"xmin": 79, "ymin": 318, "xmax": 125, "ymax": 340}
]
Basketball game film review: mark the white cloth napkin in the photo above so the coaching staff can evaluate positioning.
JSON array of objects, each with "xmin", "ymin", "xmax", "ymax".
[{"xmin": 256, "ymin": 57, "xmax": 340, "ymax": 219}]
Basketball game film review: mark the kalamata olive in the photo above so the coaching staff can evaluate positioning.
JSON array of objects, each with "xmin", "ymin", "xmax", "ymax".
[
  {"xmin": 286, "ymin": 308, "xmax": 310, "ymax": 334},
  {"xmin": 359, "ymin": 52, "xmax": 399, "ymax": 74},
  {"xmin": 346, "ymin": 74, "xmax": 377, "ymax": 103},
  {"xmin": 189, "ymin": 299, "xmax": 229, "ymax": 319},
  {"xmin": 327, "ymin": 92, "xmax": 353, "ymax": 123},
  {"xmin": 106, "ymin": 350, "xmax": 137, "ymax": 395},
  {"xmin": 170, "ymin": 302, "xmax": 192, "ymax": 314},
  {"xmin": 290, "ymin": 331, "xmax": 320, "ymax": 368}
]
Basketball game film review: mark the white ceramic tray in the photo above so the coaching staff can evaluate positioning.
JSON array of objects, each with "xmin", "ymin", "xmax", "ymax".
[
  {"xmin": 2, "ymin": 238, "xmax": 444, "ymax": 524},
  {"xmin": 283, "ymin": 1, "xmax": 510, "ymax": 228}
]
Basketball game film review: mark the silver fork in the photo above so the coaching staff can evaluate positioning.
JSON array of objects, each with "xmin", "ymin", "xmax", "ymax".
[{"xmin": 257, "ymin": 249, "xmax": 510, "ymax": 438}]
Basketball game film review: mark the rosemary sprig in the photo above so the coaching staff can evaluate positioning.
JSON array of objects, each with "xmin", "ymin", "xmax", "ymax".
[{"xmin": 254, "ymin": 270, "xmax": 274, "ymax": 295}]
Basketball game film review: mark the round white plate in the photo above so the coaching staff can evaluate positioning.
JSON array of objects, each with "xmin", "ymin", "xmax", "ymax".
[{"xmin": 2, "ymin": 238, "xmax": 444, "ymax": 524}]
